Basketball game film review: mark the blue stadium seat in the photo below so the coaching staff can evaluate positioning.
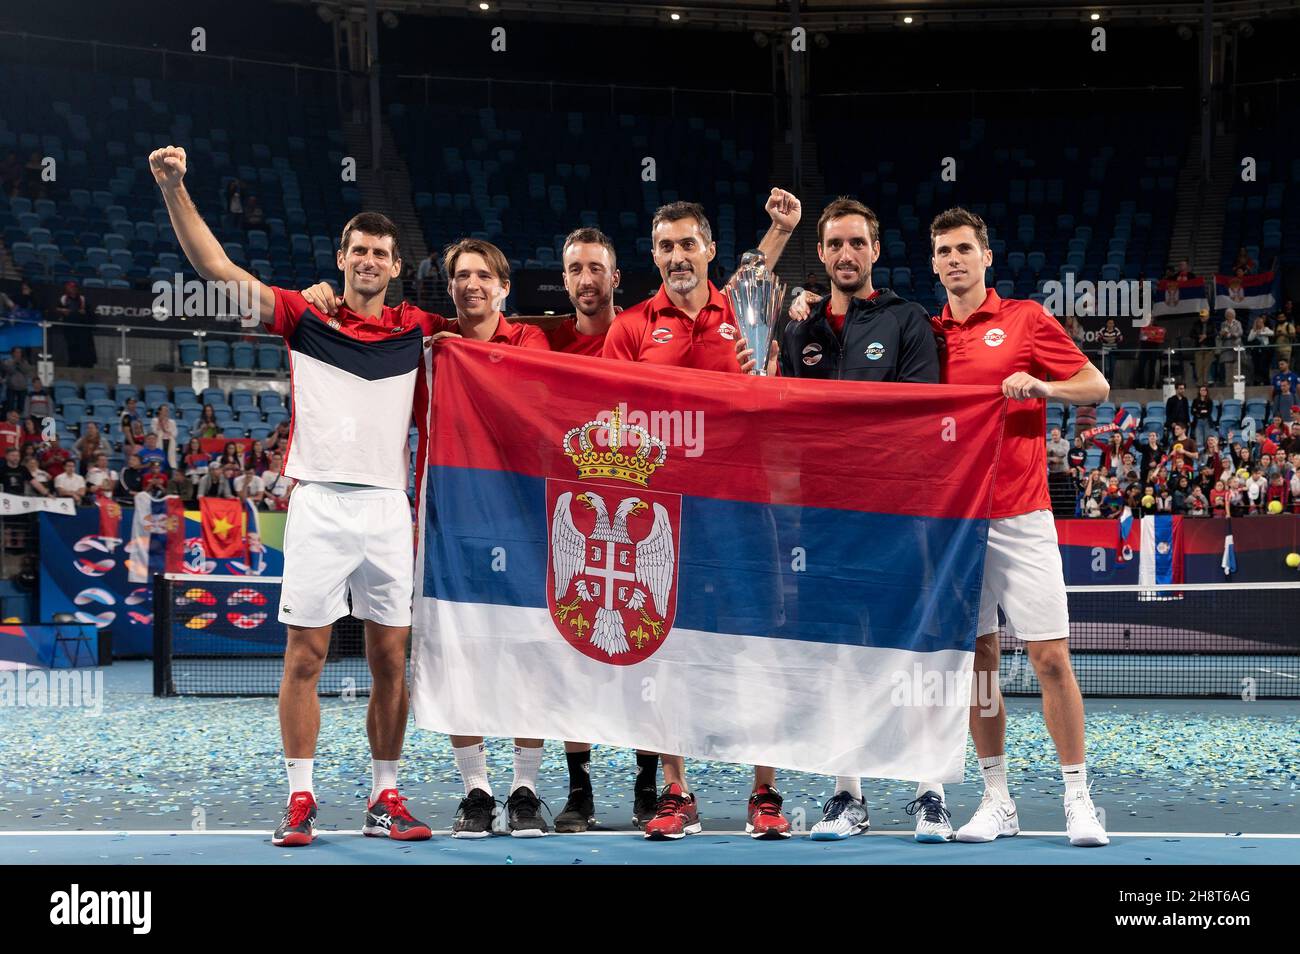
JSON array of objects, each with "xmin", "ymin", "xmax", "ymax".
[
  {"xmin": 231, "ymin": 342, "xmax": 255, "ymax": 370},
  {"xmin": 1120, "ymin": 402, "xmax": 1143, "ymax": 420},
  {"xmin": 178, "ymin": 341, "xmax": 202, "ymax": 367},
  {"xmin": 206, "ymin": 341, "xmax": 231, "ymax": 368},
  {"xmin": 173, "ymin": 387, "xmax": 197, "ymax": 406},
  {"xmin": 114, "ymin": 384, "xmax": 138, "ymax": 404},
  {"xmin": 248, "ymin": 426, "xmax": 271, "ymax": 441},
  {"xmin": 237, "ymin": 410, "xmax": 262, "ymax": 425},
  {"xmin": 202, "ymin": 387, "xmax": 227, "ymax": 408},
  {"xmin": 264, "ymin": 411, "xmax": 289, "ymax": 427},
  {"xmin": 256, "ymin": 345, "xmax": 281, "ymax": 371},
  {"xmin": 1095, "ymin": 403, "xmax": 1116, "ymax": 424},
  {"xmin": 258, "ymin": 390, "xmax": 284, "ymax": 412},
  {"xmin": 230, "ymin": 389, "xmax": 255, "ymax": 411},
  {"xmin": 214, "ymin": 407, "xmax": 235, "ymax": 425},
  {"xmin": 92, "ymin": 400, "xmax": 116, "ymax": 419},
  {"xmin": 143, "ymin": 384, "xmax": 169, "ymax": 408},
  {"xmin": 83, "ymin": 382, "xmax": 109, "ymax": 403},
  {"xmin": 61, "ymin": 398, "xmax": 86, "ymax": 420},
  {"xmin": 222, "ymin": 425, "xmax": 247, "ymax": 439}
]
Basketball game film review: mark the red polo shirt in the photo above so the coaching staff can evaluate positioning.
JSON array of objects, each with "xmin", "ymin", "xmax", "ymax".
[
  {"xmin": 544, "ymin": 315, "xmax": 608, "ymax": 356},
  {"xmin": 931, "ymin": 290, "xmax": 1089, "ymax": 518},
  {"xmin": 602, "ymin": 283, "xmax": 741, "ymax": 373},
  {"xmin": 435, "ymin": 313, "xmax": 551, "ymax": 349}
]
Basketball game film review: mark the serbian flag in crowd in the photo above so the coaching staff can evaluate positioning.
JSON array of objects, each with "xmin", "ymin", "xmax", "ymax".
[
  {"xmin": 1215, "ymin": 270, "xmax": 1279, "ymax": 313},
  {"xmin": 1152, "ymin": 276, "xmax": 1209, "ymax": 317},
  {"xmin": 410, "ymin": 341, "xmax": 1006, "ymax": 782},
  {"xmin": 200, "ymin": 497, "xmax": 248, "ymax": 559},
  {"xmin": 124, "ymin": 492, "xmax": 185, "ymax": 583}
]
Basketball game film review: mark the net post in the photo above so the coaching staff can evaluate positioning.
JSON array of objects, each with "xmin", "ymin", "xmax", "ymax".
[{"xmin": 152, "ymin": 573, "xmax": 174, "ymax": 697}]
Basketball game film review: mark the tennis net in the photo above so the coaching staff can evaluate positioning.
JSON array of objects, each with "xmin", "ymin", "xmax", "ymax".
[
  {"xmin": 153, "ymin": 574, "xmax": 370, "ymax": 697},
  {"xmin": 999, "ymin": 582, "xmax": 1300, "ymax": 698},
  {"xmin": 152, "ymin": 575, "xmax": 1299, "ymax": 698}
]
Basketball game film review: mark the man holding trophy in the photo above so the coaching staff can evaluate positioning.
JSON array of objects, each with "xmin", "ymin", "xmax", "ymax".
[{"xmin": 603, "ymin": 189, "xmax": 801, "ymax": 839}]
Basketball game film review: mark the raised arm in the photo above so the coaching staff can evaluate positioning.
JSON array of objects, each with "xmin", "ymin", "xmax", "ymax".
[
  {"xmin": 748, "ymin": 188, "xmax": 802, "ymax": 276},
  {"xmin": 148, "ymin": 146, "xmax": 275, "ymax": 326}
]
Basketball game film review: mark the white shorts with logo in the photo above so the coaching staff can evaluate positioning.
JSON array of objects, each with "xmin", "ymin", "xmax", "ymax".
[
  {"xmin": 278, "ymin": 481, "xmax": 414, "ymax": 628},
  {"xmin": 977, "ymin": 509, "xmax": 1070, "ymax": 642}
]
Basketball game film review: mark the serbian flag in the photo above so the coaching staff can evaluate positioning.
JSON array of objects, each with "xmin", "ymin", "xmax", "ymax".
[
  {"xmin": 1215, "ymin": 270, "xmax": 1278, "ymax": 313},
  {"xmin": 125, "ymin": 492, "xmax": 185, "ymax": 583},
  {"xmin": 1117, "ymin": 505, "xmax": 1138, "ymax": 562},
  {"xmin": 1152, "ymin": 276, "xmax": 1209, "ymax": 317},
  {"xmin": 200, "ymin": 497, "xmax": 247, "ymax": 559},
  {"xmin": 410, "ymin": 341, "xmax": 1006, "ymax": 781}
]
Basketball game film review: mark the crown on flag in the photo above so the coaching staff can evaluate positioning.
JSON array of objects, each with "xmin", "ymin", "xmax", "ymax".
[{"xmin": 563, "ymin": 407, "xmax": 668, "ymax": 487}]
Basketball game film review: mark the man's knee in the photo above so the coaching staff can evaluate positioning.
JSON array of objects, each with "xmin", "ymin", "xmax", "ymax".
[{"xmin": 1029, "ymin": 640, "xmax": 1072, "ymax": 684}]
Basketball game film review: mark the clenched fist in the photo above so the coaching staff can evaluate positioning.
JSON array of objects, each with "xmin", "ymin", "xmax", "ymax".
[
  {"xmin": 765, "ymin": 188, "xmax": 801, "ymax": 231},
  {"xmin": 148, "ymin": 146, "xmax": 187, "ymax": 189}
]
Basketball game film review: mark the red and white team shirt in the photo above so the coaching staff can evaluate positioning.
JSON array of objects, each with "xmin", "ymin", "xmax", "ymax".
[
  {"xmin": 267, "ymin": 288, "xmax": 441, "ymax": 491},
  {"xmin": 544, "ymin": 315, "xmax": 608, "ymax": 356},
  {"xmin": 602, "ymin": 283, "xmax": 742, "ymax": 373},
  {"xmin": 931, "ymin": 289, "xmax": 1089, "ymax": 518}
]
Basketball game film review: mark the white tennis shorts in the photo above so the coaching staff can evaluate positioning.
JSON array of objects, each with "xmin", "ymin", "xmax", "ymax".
[
  {"xmin": 976, "ymin": 508, "xmax": 1070, "ymax": 641},
  {"xmin": 278, "ymin": 481, "xmax": 415, "ymax": 628}
]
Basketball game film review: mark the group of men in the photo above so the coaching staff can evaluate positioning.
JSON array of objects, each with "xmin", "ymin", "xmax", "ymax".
[{"xmin": 149, "ymin": 142, "xmax": 1111, "ymax": 850}]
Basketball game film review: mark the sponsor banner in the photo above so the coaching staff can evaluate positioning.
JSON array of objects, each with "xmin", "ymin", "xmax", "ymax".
[
  {"xmin": 38, "ymin": 509, "xmax": 287, "ymax": 656},
  {"xmin": 0, "ymin": 493, "xmax": 75, "ymax": 516}
]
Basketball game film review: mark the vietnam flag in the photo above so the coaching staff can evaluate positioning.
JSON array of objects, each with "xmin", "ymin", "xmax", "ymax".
[{"xmin": 200, "ymin": 497, "xmax": 247, "ymax": 559}]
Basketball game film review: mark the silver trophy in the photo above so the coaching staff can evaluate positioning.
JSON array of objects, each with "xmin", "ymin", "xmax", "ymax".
[{"xmin": 724, "ymin": 249, "xmax": 786, "ymax": 376}]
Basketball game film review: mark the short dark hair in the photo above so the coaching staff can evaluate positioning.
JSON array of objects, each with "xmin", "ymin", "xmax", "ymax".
[
  {"xmin": 443, "ymin": 238, "xmax": 511, "ymax": 285},
  {"xmin": 817, "ymin": 196, "xmax": 880, "ymax": 246},
  {"xmin": 651, "ymin": 201, "xmax": 712, "ymax": 244},
  {"xmin": 339, "ymin": 212, "xmax": 401, "ymax": 263},
  {"xmin": 562, "ymin": 227, "xmax": 618, "ymax": 269},
  {"xmin": 929, "ymin": 207, "xmax": 990, "ymax": 253}
]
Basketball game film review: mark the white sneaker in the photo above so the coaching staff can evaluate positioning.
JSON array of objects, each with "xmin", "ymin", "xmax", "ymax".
[
  {"xmin": 1064, "ymin": 787, "xmax": 1110, "ymax": 847},
  {"xmin": 906, "ymin": 790, "xmax": 954, "ymax": 843},
  {"xmin": 955, "ymin": 791, "xmax": 1019, "ymax": 843}
]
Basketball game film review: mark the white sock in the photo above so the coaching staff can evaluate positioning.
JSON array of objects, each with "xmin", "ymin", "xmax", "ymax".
[
  {"xmin": 285, "ymin": 756, "xmax": 314, "ymax": 799},
  {"xmin": 512, "ymin": 744, "xmax": 543, "ymax": 795},
  {"xmin": 834, "ymin": 776, "xmax": 862, "ymax": 799},
  {"xmin": 1061, "ymin": 762, "xmax": 1087, "ymax": 797},
  {"xmin": 978, "ymin": 755, "xmax": 1011, "ymax": 802},
  {"xmin": 370, "ymin": 759, "xmax": 399, "ymax": 803},
  {"xmin": 916, "ymin": 781, "xmax": 945, "ymax": 801},
  {"xmin": 453, "ymin": 743, "xmax": 491, "ymax": 797}
]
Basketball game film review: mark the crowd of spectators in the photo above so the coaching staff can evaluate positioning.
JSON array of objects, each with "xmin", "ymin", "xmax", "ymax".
[
  {"xmin": 1058, "ymin": 380, "xmax": 1300, "ymax": 519},
  {"xmin": 0, "ymin": 350, "xmax": 295, "ymax": 512}
]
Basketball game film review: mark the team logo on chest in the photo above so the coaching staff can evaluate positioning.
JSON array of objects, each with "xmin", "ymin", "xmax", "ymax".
[
  {"xmin": 864, "ymin": 341, "xmax": 885, "ymax": 360},
  {"xmin": 547, "ymin": 408, "xmax": 681, "ymax": 665},
  {"xmin": 718, "ymin": 322, "xmax": 737, "ymax": 341},
  {"xmin": 802, "ymin": 342, "xmax": 823, "ymax": 366},
  {"xmin": 983, "ymin": 328, "xmax": 1007, "ymax": 347},
  {"xmin": 650, "ymin": 327, "xmax": 674, "ymax": 344}
]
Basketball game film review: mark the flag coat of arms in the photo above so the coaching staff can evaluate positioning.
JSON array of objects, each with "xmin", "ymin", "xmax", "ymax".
[{"xmin": 410, "ymin": 342, "xmax": 1006, "ymax": 781}]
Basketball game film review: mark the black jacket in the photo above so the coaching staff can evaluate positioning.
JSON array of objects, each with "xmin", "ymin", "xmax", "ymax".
[
  {"xmin": 779, "ymin": 288, "xmax": 940, "ymax": 383},
  {"xmin": 1165, "ymin": 394, "xmax": 1191, "ymax": 426}
]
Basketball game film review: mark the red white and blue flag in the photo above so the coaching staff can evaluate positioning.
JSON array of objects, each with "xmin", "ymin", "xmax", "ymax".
[
  {"xmin": 410, "ymin": 341, "xmax": 1006, "ymax": 781},
  {"xmin": 125, "ymin": 493, "xmax": 185, "ymax": 584},
  {"xmin": 1215, "ymin": 270, "xmax": 1279, "ymax": 313}
]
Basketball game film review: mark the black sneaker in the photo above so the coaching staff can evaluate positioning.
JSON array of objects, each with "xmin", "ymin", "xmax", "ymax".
[
  {"xmin": 506, "ymin": 786, "xmax": 549, "ymax": 837},
  {"xmin": 452, "ymin": 788, "xmax": 496, "ymax": 839},
  {"xmin": 272, "ymin": 791, "xmax": 318, "ymax": 847},
  {"xmin": 632, "ymin": 786, "xmax": 657, "ymax": 829},
  {"xmin": 555, "ymin": 789, "xmax": 595, "ymax": 833}
]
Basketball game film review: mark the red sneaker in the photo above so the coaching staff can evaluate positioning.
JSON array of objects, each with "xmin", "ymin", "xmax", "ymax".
[
  {"xmin": 364, "ymin": 788, "xmax": 432, "ymax": 841},
  {"xmin": 643, "ymin": 783, "xmax": 702, "ymax": 840},
  {"xmin": 746, "ymin": 784, "xmax": 792, "ymax": 839},
  {"xmin": 273, "ymin": 791, "xmax": 318, "ymax": 847}
]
